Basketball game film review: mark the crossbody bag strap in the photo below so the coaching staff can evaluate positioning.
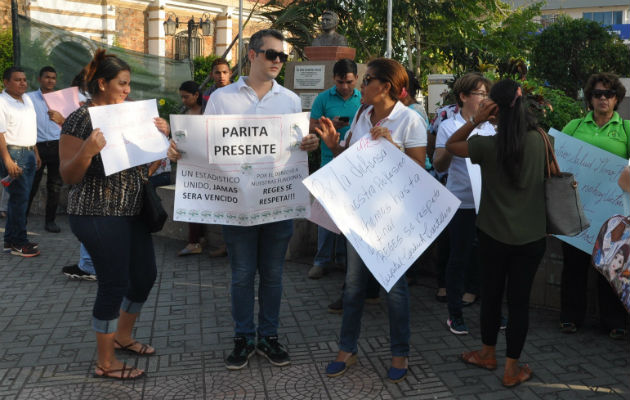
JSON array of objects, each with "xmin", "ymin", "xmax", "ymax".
[{"xmin": 537, "ymin": 127, "xmax": 561, "ymax": 177}]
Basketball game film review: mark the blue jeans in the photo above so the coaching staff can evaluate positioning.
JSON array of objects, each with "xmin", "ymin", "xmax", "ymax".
[
  {"xmin": 69, "ymin": 215, "xmax": 157, "ymax": 333},
  {"xmin": 339, "ymin": 244, "xmax": 410, "ymax": 356},
  {"xmin": 0, "ymin": 148, "xmax": 36, "ymax": 246},
  {"xmin": 223, "ymin": 220, "xmax": 293, "ymax": 339},
  {"xmin": 314, "ymin": 226, "xmax": 346, "ymax": 267},
  {"xmin": 78, "ymin": 243, "xmax": 96, "ymax": 275}
]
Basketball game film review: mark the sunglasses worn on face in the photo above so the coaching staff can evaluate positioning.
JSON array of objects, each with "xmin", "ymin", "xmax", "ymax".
[
  {"xmin": 256, "ymin": 49, "xmax": 288, "ymax": 63},
  {"xmin": 362, "ymin": 74, "xmax": 382, "ymax": 87},
  {"xmin": 592, "ymin": 89, "xmax": 616, "ymax": 99}
]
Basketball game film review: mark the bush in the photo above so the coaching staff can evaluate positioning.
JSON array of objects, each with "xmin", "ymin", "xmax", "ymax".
[
  {"xmin": 157, "ymin": 97, "xmax": 182, "ymax": 122},
  {"xmin": 0, "ymin": 30, "xmax": 13, "ymax": 89},
  {"xmin": 193, "ymin": 54, "xmax": 222, "ymax": 87},
  {"xmin": 523, "ymin": 79, "xmax": 585, "ymax": 131}
]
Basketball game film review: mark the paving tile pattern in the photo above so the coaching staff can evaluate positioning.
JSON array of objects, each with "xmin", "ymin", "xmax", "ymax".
[{"xmin": 0, "ymin": 216, "xmax": 628, "ymax": 399}]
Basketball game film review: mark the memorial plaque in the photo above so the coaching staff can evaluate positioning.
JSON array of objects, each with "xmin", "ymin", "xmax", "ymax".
[
  {"xmin": 299, "ymin": 93, "xmax": 319, "ymax": 110},
  {"xmin": 294, "ymin": 65, "xmax": 325, "ymax": 89}
]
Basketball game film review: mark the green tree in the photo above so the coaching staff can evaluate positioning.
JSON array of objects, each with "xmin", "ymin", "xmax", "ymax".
[
  {"xmin": 260, "ymin": 0, "xmax": 541, "ymax": 84},
  {"xmin": 530, "ymin": 16, "xmax": 630, "ymax": 99},
  {"xmin": 0, "ymin": 29, "xmax": 13, "ymax": 88}
]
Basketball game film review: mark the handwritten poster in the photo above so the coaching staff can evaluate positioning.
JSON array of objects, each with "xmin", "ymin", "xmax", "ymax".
[
  {"xmin": 171, "ymin": 113, "xmax": 311, "ymax": 226},
  {"xmin": 42, "ymin": 86, "xmax": 80, "ymax": 118},
  {"xmin": 549, "ymin": 128, "xmax": 628, "ymax": 253},
  {"xmin": 303, "ymin": 138, "xmax": 460, "ymax": 292},
  {"xmin": 89, "ymin": 99, "xmax": 169, "ymax": 176},
  {"xmin": 466, "ymin": 124, "xmax": 496, "ymax": 213}
]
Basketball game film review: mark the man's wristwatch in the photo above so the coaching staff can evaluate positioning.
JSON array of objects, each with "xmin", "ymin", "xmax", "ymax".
[{"xmin": 469, "ymin": 115, "xmax": 477, "ymax": 126}]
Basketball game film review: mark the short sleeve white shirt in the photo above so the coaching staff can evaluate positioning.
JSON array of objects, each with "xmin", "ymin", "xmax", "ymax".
[
  {"xmin": 0, "ymin": 90, "xmax": 37, "ymax": 146},
  {"xmin": 348, "ymin": 101, "xmax": 427, "ymax": 149},
  {"xmin": 435, "ymin": 112, "xmax": 495, "ymax": 209},
  {"xmin": 204, "ymin": 77, "xmax": 301, "ymax": 115}
]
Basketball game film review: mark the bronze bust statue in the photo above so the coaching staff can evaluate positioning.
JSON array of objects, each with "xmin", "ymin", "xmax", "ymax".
[{"xmin": 311, "ymin": 11, "xmax": 348, "ymax": 47}]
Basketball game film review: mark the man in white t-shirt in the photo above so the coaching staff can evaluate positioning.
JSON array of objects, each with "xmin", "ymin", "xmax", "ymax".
[
  {"xmin": 0, "ymin": 67, "xmax": 41, "ymax": 257},
  {"xmin": 202, "ymin": 29, "xmax": 318, "ymax": 370}
]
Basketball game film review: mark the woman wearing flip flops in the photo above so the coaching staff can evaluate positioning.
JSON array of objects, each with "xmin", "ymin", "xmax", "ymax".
[
  {"xmin": 59, "ymin": 50, "xmax": 170, "ymax": 380},
  {"xmin": 446, "ymin": 79, "xmax": 548, "ymax": 388},
  {"xmin": 315, "ymin": 58, "xmax": 427, "ymax": 383}
]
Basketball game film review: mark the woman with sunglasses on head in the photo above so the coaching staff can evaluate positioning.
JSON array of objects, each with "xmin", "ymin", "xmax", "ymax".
[
  {"xmin": 315, "ymin": 58, "xmax": 427, "ymax": 383},
  {"xmin": 559, "ymin": 73, "xmax": 629, "ymax": 340},
  {"xmin": 446, "ymin": 79, "xmax": 547, "ymax": 388},
  {"xmin": 59, "ymin": 50, "xmax": 170, "ymax": 380}
]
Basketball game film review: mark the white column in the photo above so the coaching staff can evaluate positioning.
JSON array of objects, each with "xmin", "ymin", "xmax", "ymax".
[
  {"xmin": 147, "ymin": 0, "xmax": 165, "ymax": 56},
  {"xmin": 215, "ymin": 8, "xmax": 232, "ymax": 61}
]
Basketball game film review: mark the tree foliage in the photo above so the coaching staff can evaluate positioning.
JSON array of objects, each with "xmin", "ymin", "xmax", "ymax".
[
  {"xmin": 260, "ymin": 0, "xmax": 541, "ymax": 80},
  {"xmin": 530, "ymin": 16, "xmax": 630, "ymax": 99},
  {"xmin": 0, "ymin": 30, "xmax": 13, "ymax": 89}
]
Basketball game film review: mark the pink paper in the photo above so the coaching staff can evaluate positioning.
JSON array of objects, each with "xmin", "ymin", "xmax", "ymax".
[
  {"xmin": 42, "ymin": 87, "xmax": 81, "ymax": 118},
  {"xmin": 308, "ymin": 199, "xmax": 341, "ymax": 234}
]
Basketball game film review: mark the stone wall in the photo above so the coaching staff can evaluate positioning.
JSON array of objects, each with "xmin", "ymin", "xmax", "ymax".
[{"xmin": 115, "ymin": 6, "xmax": 148, "ymax": 53}]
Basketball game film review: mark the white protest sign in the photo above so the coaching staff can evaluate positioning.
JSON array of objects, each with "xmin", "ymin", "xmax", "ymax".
[
  {"xmin": 466, "ymin": 124, "xmax": 496, "ymax": 213},
  {"xmin": 303, "ymin": 138, "xmax": 461, "ymax": 292},
  {"xmin": 549, "ymin": 128, "xmax": 627, "ymax": 253},
  {"xmin": 171, "ymin": 113, "xmax": 311, "ymax": 226},
  {"xmin": 89, "ymin": 99, "xmax": 169, "ymax": 176},
  {"xmin": 308, "ymin": 199, "xmax": 340, "ymax": 234}
]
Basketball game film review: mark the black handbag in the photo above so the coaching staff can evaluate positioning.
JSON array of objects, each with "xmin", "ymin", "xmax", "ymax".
[
  {"xmin": 140, "ymin": 179, "xmax": 168, "ymax": 233},
  {"xmin": 537, "ymin": 128, "xmax": 590, "ymax": 236}
]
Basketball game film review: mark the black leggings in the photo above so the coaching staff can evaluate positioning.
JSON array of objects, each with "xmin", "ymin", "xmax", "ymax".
[{"xmin": 478, "ymin": 230, "xmax": 546, "ymax": 359}]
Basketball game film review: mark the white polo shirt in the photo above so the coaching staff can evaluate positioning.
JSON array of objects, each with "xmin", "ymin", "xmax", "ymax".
[
  {"xmin": 0, "ymin": 90, "xmax": 37, "ymax": 146},
  {"xmin": 348, "ymin": 101, "xmax": 427, "ymax": 149},
  {"xmin": 204, "ymin": 77, "xmax": 301, "ymax": 115},
  {"xmin": 435, "ymin": 112, "xmax": 496, "ymax": 209}
]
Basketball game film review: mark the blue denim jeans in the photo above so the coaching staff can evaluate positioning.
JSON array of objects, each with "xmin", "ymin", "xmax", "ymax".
[
  {"xmin": 339, "ymin": 244, "xmax": 410, "ymax": 356},
  {"xmin": 69, "ymin": 215, "xmax": 157, "ymax": 333},
  {"xmin": 0, "ymin": 148, "xmax": 36, "ymax": 246},
  {"xmin": 78, "ymin": 242, "xmax": 96, "ymax": 275},
  {"xmin": 223, "ymin": 220, "xmax": 293, "ymax": 339},
  {"xmin": 313, "ymin": 226, "xmax": 346, "ymax": 267}
]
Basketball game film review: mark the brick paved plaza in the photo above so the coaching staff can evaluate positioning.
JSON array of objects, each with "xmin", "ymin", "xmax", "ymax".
[{"xmin": 0, "ymin": 216, "xmax": 628, "ymax": 399}]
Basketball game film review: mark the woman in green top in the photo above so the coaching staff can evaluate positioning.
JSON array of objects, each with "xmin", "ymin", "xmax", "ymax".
[
  {"xmin": 446, "ymin": 79, "xmax": 547, "ymax": 388},
  {"xmin": 559, "ymin": 73, "xmax": 628, "ymax": 340}
]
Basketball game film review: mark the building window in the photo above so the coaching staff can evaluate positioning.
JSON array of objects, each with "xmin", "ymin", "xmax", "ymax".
[
  {"xmin": 583, "ymin": 11, "xmax": 623, "ymax": 26},
  {"xmin": 174, "ymin": 31, "xmax": 203, "ymax": 60},
  {"xmin": 540, "ymin": 14, "xmax": 558, "ymax": 28}
]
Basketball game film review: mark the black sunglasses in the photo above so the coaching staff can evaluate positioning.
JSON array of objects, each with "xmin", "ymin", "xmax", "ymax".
[
  {"xmin": 362, "ymin": 74, "xmax": 382, "ymax": 87},
  {"xmin": 592, "ymin": 89, "xmax": 616, "ymax": 99},
  {"xmin": 256, "ymin": 49, "xmax": 288, "ymax": 63}
]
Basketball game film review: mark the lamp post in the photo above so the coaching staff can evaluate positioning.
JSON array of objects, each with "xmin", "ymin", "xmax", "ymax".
[
  {"xmin": 11, "ymin": 0, "xmax": 20, "ymax": 65},
  {"xmin": 163, "ymin": 13, "xmax": 214, "ymax": 74}
]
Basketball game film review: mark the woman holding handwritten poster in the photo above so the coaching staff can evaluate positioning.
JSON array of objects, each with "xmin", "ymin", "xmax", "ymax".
[
  {"xmin": 559, "ymin": 73, "xmax": 628, "ymax": 340},
  {"xmin": 59, "ymin": 50, "xmax": 170, "ymax": 380},
  {"xmin": 315, "ymin": 58, "xmax": 427, "ymax": 383},
  {"xmin": 446, "ymin": 79, "xmax": 546, "ymax": 388}
]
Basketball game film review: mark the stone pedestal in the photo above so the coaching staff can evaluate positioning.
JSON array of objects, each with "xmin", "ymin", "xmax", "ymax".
[
  {"xmin": 284, "ymin": 60, "xmax": 367, "ymax": 111},
  {"xmin": 304, "ymin": 46, "xmax": 356, "ymax": 61}
]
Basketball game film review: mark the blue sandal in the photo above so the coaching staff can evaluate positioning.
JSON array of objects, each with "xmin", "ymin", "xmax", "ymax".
[{"xmin": 325, "ymin": 352, "xmax": 357, "ymax": 377}]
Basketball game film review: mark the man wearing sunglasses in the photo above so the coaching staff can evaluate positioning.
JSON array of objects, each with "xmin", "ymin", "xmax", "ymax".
[
  {"xmin": 560, "ymin": 72, "xmax": 630, "ymax": 340},
  {"xmin": 202, "ymin": 29, "xmax": 319, "ymax": 370}
]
